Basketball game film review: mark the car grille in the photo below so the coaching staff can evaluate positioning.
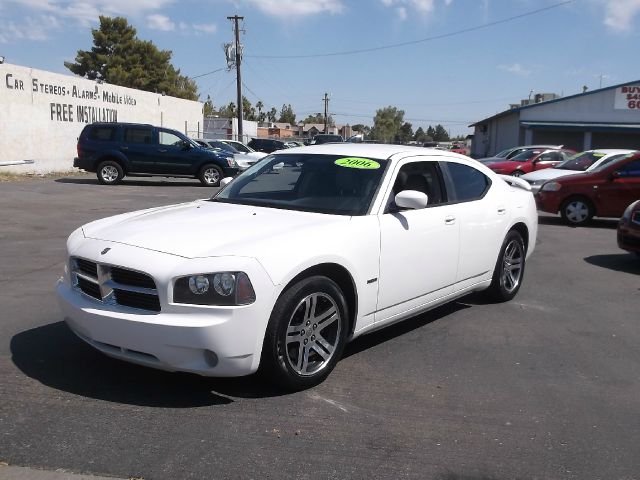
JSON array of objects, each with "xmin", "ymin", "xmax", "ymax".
[{"xmin": 70, "ymin": 257, "xmax": 160, "ymax": 312}]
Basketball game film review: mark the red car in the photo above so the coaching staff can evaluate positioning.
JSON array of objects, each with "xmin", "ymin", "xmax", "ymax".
[
  {"xmin": 483, "ymin": 148, "xmax": 575, "ymax": 177},
  {"xmin": 618, "ymin": 200, "xmax": 640, "ymax": 256},
  {"xmin": 536, "ymin": 153, "xmax": 640, "ymax": 225}
]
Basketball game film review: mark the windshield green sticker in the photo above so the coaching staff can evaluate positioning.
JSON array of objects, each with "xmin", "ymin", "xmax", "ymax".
[{"xmin": 335, "ymin": 157, "xmax": 380, "ymax": 169}]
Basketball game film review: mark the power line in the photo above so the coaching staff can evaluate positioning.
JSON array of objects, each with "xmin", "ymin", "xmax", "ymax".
[
  {"xmin": 246, "ymin": 1, "xmax": 572, "ymax": 59},
  {"xmin": 189, "ymin": 67, "xmax": 228, "ymax": 79}
]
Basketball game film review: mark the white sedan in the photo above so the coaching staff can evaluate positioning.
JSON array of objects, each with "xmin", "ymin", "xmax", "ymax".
[
  {"xmin": 57, "ymin": 144, "xmax": 537, "ymax": 390},
  {"xmin": 521, "ymin": 149, "xmax": 635, "ymax": 193}
]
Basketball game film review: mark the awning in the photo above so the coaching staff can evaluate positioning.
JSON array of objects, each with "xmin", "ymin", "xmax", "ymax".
[{"xmin": 520, "ymin": 121, "xmax": 640, "ymax": 132}]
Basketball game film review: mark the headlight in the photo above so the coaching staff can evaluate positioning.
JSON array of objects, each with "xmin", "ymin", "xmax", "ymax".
[
  {"xmin": 540, "ymin": 181, "xmax": 561, "ymax": 192},
  {"xmin": 174, "ymin": 271, "xmax": 255, "ymax": 306},
  {"xmin": 226, "ymin": 157, "xmax": 237, "ymax": 167},
  {"xmin": 621, "ymin": 201, "xmax": 638, "ymax": 221}
]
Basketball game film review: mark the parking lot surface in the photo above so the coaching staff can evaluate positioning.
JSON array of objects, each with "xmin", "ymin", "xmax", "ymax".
[{"xmin": 1, "ymin": 175, "xmax": 639, "ymax": 480}]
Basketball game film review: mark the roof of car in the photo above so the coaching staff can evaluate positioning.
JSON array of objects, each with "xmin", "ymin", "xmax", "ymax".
[{"xmin": 274, "ymin": 143, "xmax": 472, "ymax": 163}]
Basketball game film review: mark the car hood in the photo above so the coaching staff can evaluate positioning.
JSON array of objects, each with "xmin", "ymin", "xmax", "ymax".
[
  {"xmin": 81, "ymin": 201, "xmax": 351, "ymax": 259},
  {"xmin": 521, "ymin": 168, "xmax": 582, "ymax": 182}
]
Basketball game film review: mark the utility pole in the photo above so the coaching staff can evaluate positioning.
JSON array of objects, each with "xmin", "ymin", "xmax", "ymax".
[
  {"xmin": 323, "ymin": 93, "xmax": 329, "ymax": 133},
  {"xmin": 227, "ymin": 15, "xmax": 244, "ymax": 141}
]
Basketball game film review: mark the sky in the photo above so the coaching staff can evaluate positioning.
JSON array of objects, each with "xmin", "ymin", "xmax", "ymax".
[{"xmin": 1, "ymin": 0, "xmax": 640, "ymax": 136}]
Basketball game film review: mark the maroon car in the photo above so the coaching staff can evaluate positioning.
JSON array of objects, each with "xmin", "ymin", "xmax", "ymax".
[
  {"xmin": 536, "ymin": 152, "xmax": 640, "ymax": 225},
  {"xmin": 618, "ymin": 200, "xmax": 640, "ymax": 256}
]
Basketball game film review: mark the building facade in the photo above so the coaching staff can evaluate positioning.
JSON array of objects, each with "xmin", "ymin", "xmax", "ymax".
[
  {"xmin": 471, "ymin": 80, "xmax": 640, "ymax": 157},
  {"xmin": 1, "ymin": 62, "xmax": 203, "ymax": 173}
]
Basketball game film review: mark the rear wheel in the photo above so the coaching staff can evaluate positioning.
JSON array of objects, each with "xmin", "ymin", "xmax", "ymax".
[
  {"xmin": 560, "ymin": 197, "xmax": 594, "ymax": 226},
  {"xmin": 485, "ymin": 230, "xmax": 526, "ymax": 302},
  {"xmin": 261, "ymin": 276, "xmax": 348, "ymax": 390},
  {"xmin": 96, "ymin": 160, "xmax": 124, "ymax": 185},
  {"xmin": 198, "ymin": 164, "xmax": 223, "ymax": 186}
]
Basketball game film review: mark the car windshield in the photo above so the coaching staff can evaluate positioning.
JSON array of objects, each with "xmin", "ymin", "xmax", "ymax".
[
  {"xmin": 212, "ymin": 154, "xmax": 388, "ymax": 215},
  {"xmin": 495, "ymin": 148, "xmax": 512, "ymax": 158},
  {"xmin": 510, "ymin": 150, "xmax": 542, "ymax": 162},
  {"xmin": 225, "ymin": 141, "xmax": 251, "ymax": 153},
  {"xmin": 553, "ymin": 151, "xmax": 608, "ymax": 171},
  {"xmin": 210, "ymin": 141, "xmax": 238, "ymax": 153},
  {"xmin": 590, "ymin": 153, "xmax": 638, "ymax": 172}
]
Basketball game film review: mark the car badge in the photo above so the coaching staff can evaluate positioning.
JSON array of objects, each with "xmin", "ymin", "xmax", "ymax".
[{"xmin": 101, "ymin": 248, "xmax": 111, "ymax": 255}]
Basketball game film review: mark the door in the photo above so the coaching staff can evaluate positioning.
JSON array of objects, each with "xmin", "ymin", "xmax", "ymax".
[
  {"xmin": 440, "ymin": 161, "xmax": 508, "ymax": 291},
  {"xmin": 376, "ymin": 160, "xmax": 459, "ymax": 324},
  {"xmin": 122, "ymin": 126, "xmax": 157, "ymax": 173},
  {"xmin": 155, "ymin": 129, "xmax": 194, "ymax": 175},
  {"xmin": 597, "ymin": 158, "xmax": 640, "ymax": 216}
]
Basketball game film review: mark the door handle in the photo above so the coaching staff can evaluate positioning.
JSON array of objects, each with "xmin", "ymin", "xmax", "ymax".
[
  {"xmin": 444, "ymin": 215, "xmax": 456, "ymax": 225},
  {"xmin": 158, "ymin": 148, "xmax": 167, "ymax": 153},
  {"xmin": 497, "ymin": 206, "xmax": 506, "ymax": 215}
]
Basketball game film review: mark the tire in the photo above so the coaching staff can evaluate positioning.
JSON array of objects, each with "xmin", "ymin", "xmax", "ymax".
[
  {"xmin": 560, "ymin": 197, "xmax": 594, "ymax": 226},
  {"xmin": 510, "ymin": 170, "xmax": 523, "ymax": 177},
  {"xmin": 198, "ymin": 164, "xmax": 223, "ymax": 186},
  {"xmin": 485, "ymin": 230, "xmax": 526, "ymax": 302},
  {"xmin": 261, "ymin": 276, "xmax": 349, "ymax": 391},
  {"xmin": 96, "ymin": 160, "xmax": 124, "ymax": 185}
]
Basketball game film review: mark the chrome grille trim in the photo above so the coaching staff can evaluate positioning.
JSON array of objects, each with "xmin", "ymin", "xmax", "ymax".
[{"xmin": 70, "ymin": 257, "xmax": 160, "ymax": 312}]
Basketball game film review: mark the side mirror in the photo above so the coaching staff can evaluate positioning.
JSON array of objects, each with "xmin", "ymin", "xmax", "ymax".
[
  {"xmin": 220, "ymin": 177, "xmax": 234, "ymax": 187},
  {"xmin": 181, "ymin": 140, "xmax": 192, "ymax": 150},
  {"xmin": 395, "ymin": 190, "xmax": 429, "ymax": 210}
]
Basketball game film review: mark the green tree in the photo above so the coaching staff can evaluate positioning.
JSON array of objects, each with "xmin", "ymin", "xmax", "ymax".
[
  {"xmin": 414, "ymin": 127, "xmax": 426, "ymax": 143},
  {"xmin": 278, "ymin": 104, "xmax": 296, "ymax": 124},
  {"xmin": 65, "ymin": 16, "xmax": 198, "ymax": 100},
  {"xmin": 302, "ymin": 113, "xmax": 334, "ymax": 126},
  {"xmin": 426, "ymin": 126, "xmax": 436, "ymax": 140},
  {"xmin": 395, "ymin": 122, "xmax": 413, "ymax": 143},
  {"xmin": 372, "ymin": 106, "xmax": 404, "ymax": 143},
  {"xmin": 218, "ymin": 102, "xmax": 236, "ymax": 117},
  {"xmin": 203, "ymin": 95, "xmax": 215, "ymax": 117},
  {"xmin": 267, "ymin": 107, "xmax": 277, "ymax": 123},
  {"xmin": 255, "ymin": 101, "xmax": 265, "ymax": 123},
  {"xmin": 242, "ymin": 96, "xmax": 257, "ymax": 121},
  {"xmin": 433, "ymin": 124, "xmax": 450, "ymax": 142}
]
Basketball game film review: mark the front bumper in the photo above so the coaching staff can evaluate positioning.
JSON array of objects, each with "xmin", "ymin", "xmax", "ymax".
[
  {"xmin": 617, "ymin": 221, "xmax": 640, "ymax": 253},
  {"xmin": 534, "ymin": 192, "xmax": 562, "ymax": 214},
  {"xmin": 56, "ymin": 239, "xmax": 277, "ymax": 377}
]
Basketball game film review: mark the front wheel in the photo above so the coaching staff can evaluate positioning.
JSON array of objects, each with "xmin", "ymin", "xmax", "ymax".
[
  {"xmin": 510, "ymin": 170, "xmax": 523, "ymax": 177},
  {"xmin": 485, "ymin": 230, "xmax": 526, "ymax": 302},
  {"xmin": 96, "ymin": 160, "xmax": 124, "ymax": 185},
  {"xmin": 561, "ymin": 197, "xmax": 594, "ymax": 226},
  {"xmin": 198, "ymin": 164, "xmax": 223, "ymax": 186},
  {"xmin": 261, "ymin": 276, "xmax": 348, "ymax": 390}
]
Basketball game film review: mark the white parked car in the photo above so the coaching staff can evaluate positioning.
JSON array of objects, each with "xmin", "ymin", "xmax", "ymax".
[
  {"xmin": 193, "ymin": 138, "xmax": 261, "ymax": 171},
  {"xmin": 57, "ymin": 144, "xmax": 537, "ymax": 390},
  {"xmin": 220, "ymin": 140, "xmax": 268, "ymax": 160},
  {"xmin": 521, "ymin": 149, "xmax": 636, "ymax": 193}
]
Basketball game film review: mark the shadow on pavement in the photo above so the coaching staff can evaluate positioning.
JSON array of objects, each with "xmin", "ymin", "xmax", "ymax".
[
  {"xmin": 538, "ymin": 215, "xmax": 619, "ymax": 230},
  {"xmin": 343, "ymin": 301, "xmax": 470, "ymax": 359},
  {"xmin": 10, "ymin": 321, "xmax": 283, "ymax": 407},
  {"xmin": 584, "ymin": 253, "xmax": 640, "ymax": 275},
  {"xmin": 12, "ymin": 302, "xmax": 474, "ymax": 404},
  {"xmin": 55, "ymin": 177, "xmax": 210, "ymax": 188}
]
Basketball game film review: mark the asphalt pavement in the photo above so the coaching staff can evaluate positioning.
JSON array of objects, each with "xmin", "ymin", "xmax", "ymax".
[{"xmin": 1, "ymin": 174, "xmax": 639, "ymax": 480}]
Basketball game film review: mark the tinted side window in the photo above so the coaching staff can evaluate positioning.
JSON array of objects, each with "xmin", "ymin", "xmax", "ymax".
[
  {"xmin": 88, "ymin": 126, "xmax": 117, "ymax": 141},
  {"xmin": 124, "ymin": 128, "xmax": 153, "ymax": 144},
  {"xmin": 444, "ymin": 162, "xmax": 490, "ymax": 202},
  {"xmin": 617, "ymin": 159, "xmax": 640, "ymax": 177}
]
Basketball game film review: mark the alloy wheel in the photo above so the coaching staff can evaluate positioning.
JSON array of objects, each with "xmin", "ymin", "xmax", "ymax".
[
  {"xmin": 284, "ymin": 293, "xmax": 341, "ymax": 376},
  {"xmin": 203, "ymin": 168, "xmax": 220, "ymax": 185},
  {"xmin": 502, "ymin": 238, "xmax": 524, "ymax": 293},
  {"xmin": 101, "ymin": 165, "xmax": 119, "ymax": 183}
]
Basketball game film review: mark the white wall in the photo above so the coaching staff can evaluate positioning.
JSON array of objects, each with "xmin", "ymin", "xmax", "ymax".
[{"xmin": 0, "ymin": 63, "xmax": 203, "ymax": 173}]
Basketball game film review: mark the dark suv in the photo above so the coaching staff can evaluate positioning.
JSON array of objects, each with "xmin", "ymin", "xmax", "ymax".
[
  {"xmin": 74, "ymin": 123, "xmax": 238, "ymax": 186},
  {"xmin": 247, "ymin": 138, "xmax": 288, "ymax": 153}
]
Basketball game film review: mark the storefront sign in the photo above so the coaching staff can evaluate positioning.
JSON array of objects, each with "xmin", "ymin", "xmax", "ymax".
[{"xmin": 614, "ymin": 85, "xmax": 640, "ymax": 110}]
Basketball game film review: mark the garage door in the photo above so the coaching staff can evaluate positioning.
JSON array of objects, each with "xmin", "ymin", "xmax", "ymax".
[{"xmin": 591, "ymin": 132, "xmax": 640, "ymax": 150}]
